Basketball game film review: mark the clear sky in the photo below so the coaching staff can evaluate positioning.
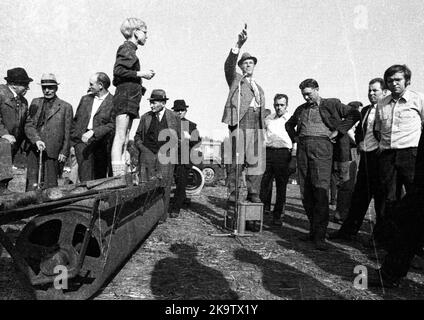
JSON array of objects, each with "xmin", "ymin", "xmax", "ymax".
[{"xmin": 1, "ymin": 0, "xmax": 423, "ymax": 141}]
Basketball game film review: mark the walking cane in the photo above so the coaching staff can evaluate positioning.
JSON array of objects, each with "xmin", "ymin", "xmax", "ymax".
[{"xmin": 37, "ymin": 150, "xmax": 43, "ymax": 189}]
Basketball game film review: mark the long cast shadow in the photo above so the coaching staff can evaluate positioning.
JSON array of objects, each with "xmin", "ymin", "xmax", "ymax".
[
  {"xmin": 150, "ymin": 243, "xmax": 239, "ymax": 300},
  {"xmin": 234, "ymin": 248, "xmax": 344, "ymax": 299},
  {"xmin": 188, "ymin": 201, "xmax": 224, "ymax": 229}
]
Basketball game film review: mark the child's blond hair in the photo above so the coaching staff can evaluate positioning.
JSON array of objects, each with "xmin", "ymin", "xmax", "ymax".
[{"xmin": 120, "ymin": 18, "xmax": 146, "ymax": 40}]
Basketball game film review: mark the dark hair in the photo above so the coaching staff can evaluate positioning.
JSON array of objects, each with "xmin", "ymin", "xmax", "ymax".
[
  {"xmin": 347, "ymin": 101, "xmax": 363, "ymax": 110},
  {"xmin": 369, "ymin": 77, "xmax": 386, "ymax": 90},
  {"xmin": 273, "ymin": 93, "xmax": 289, "ymax": 104},
  {"xmin": 299, "ymin": 78, "xmax": 319, "ymax": 90},
  {"xmin": 96, "ymin": 72, "xmax": 111, "ymax": 89},
  {"xmin": 383, "ymin": 64, "xmax": 411, "ymax": 87}
]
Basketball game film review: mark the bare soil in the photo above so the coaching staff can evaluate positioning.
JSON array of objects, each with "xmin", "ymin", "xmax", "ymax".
[{"xmin": 1, "ymin": 169, "xmax": 424, "ymax": 300}]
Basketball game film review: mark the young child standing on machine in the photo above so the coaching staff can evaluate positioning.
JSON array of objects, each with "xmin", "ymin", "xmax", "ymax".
[{"xmin": 111, "ymin": 17, "xmax": 155, "ymax": 176}]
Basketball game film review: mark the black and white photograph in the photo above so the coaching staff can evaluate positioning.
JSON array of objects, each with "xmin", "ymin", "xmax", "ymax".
[{"xmin": 1, "ymin": 0, "xmax": 424, "ymax": 306}]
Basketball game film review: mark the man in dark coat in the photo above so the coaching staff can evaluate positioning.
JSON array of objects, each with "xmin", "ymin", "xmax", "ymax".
[
  {"xmin": 25, "ymin": 73, "xmax": 73, "ymax": 190},
  {"xmin": 222, "ymin": 24, "xmax": 266, "ymax": 203},
  {"xmin": 0, "ymin": 67, "xmax": 34, "ymax": 194},
  {"xmin": 285, "ymin": 78, "xmax": 360, "ymax": 251},
  {"xmin": 134, "ymin": 89, "xmax": 181, "ymax": 221},
  {"xmin": 71, "ymin": 72, "xmax": 114, "ymax": 182},
  {"xmin": 330, "ymin": 78, "xmax": 387, "ymax": 241},
  {"xmin": 368, "ymin": 132, "xmax": 424, "ymax": 288},
  {"xmin": 170, "ymin": 99, "xmax": 202, "ymax": 217}
]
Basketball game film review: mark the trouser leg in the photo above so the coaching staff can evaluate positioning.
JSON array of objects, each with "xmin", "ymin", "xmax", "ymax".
[
  {"xmin": 381, "ymin": 190, "xmax": 424, "ymax": 279},
  {"xmin": 259, "ymin": 149, "xmax": 274, "ymax": 206},
  {"xmin": 339, "ymin": 153, "xmax": 373, "ymax": 235},
  {"xmin": 273, "ymin": 148, "xmax": 290, "ymax": 213},
  {"xmin": 308, "ymin": 139, "xmax": 333, "ymax": 241},
  {"xmin": 173, "ymin": 164, "xmax": 188, "ymax": 211}
]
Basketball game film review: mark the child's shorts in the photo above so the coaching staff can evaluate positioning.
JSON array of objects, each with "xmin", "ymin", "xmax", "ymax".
[{"xmin": 112, "ymin": 82, "xmax": 143, "ymax": 119}]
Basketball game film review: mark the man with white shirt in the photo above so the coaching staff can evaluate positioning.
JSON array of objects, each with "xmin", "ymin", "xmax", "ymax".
[
  {"xmin": 374, "ymin": 65, "xmax": 424, "ymax": 246},
  {"xmin": 71, "ymin": 72, "xmax": 114, "ymax": 182},
  {"xmin": 260, "ymin": 94, "xmax": 294, "ymax": 226},
  {"xmin": 330, "ymin": 78, "xmax": 387, "ymax": 241},
  {"xmin": 222, "ymin": 24, "xmax": 266, "ymax": 203}
]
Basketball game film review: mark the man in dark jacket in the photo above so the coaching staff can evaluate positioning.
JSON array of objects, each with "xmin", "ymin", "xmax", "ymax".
[
  {"xmin": 368, "ymin": 132, "xmax": 424, "ymax": 288},
  {"xmin": 134, "ymin": 89, "xmax": 181, "ymax": 221},
  {"xmin": 170, "ymin": 99, "xmax": 202, "ymax": 217},
  {"xmin": 285, "ymin": 78, "xmax": 360, "ymax": 250},
  {"xmin": 0, "ymin": 67, "xmax": 34, "ymax": 194},
  {"xmin": 71, "ymin": 72, "xmax": 114, "ymax": 182},
  {"xmin": 25, "ymin": 73, "xmax": 73, "ymax": 190},
  {"xmin": 330, "ymin": 78, "xmax": 387, "ymax": 241}
]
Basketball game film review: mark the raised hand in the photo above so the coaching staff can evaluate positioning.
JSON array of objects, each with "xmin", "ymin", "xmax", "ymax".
[{"xmin": 237, "ymin": 23, "xmax": 248, "ymax": 48}]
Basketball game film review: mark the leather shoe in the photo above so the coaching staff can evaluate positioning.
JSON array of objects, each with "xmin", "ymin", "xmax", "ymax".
[
  {"xmin": 328, "ymin": 230, "xmax": 354, "ymax": 241},
  {"xmin": 299, "ymin": 233, "xmax": 313, "ymax": 242},
  {"xmin": 367, "ymin": 268, "xmax": 400, "ymax": 288},
  {"xmin": 169, "ymin": 210, "xmax": 180, "ymax": 218},
  {"xmin": 228, "ymin": 191, "xmax": 238, "ymax": 202},
  {"xmin": 314, "ymin": 240, "xmax": 329, "ymax": 251},
  {"xmin": 247, "ymin": 193, "xmax": 261, "ymax": 203},
  {"xmin": 272, "ymin": 211, "xmax": 282, "ymax": 226}
]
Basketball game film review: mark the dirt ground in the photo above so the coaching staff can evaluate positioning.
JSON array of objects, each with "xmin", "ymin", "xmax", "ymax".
[{"xmin": 1, "ymin": 169, "xmax": 424, "ymax": 300}]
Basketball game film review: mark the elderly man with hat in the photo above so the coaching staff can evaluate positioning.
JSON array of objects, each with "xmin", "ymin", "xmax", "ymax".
[
  {"xmin": 222, "ymin": 24, "xmax": 266, "ymax": 204},
  {"xmin": 134, "ymin": 89, "xmax": 181, "ymax": 220},
  {"xmin": 170, "ymin": 99, "xmax": 202, "ymax": 217},
  {"xmin": 24, "ymin": 73, "xmax": 73, "ymax": 190},
  {"xmin": 0, "ymin": 67, "xmax": 34, "ymax": 194}
]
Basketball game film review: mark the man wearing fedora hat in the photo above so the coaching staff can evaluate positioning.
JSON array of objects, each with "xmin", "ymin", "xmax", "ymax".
[
  {"xmin": 170, "ymin": 99, "xmax": 202, "ymax": 217},
  {"xmin": 0, "ymin": 67, "xmax": 34, "ymax": 194},
  {"xmin": 24, "ymin": 73, "xmax": 73, "ymax": 190},
  {"xmin": 134, "ymin": 89, "xmax": 181, "ymax": 220},
  {"xmin": 222, "ymin": 24, "xmax": 266, "ymax": 203}
]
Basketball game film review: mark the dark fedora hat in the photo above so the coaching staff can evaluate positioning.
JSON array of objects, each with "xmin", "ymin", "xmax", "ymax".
[
  {"xmin": 4, "ymin": 67, "xmax": 33, "ymax": 84},
  {"xmin": 147, "ymin": 89, "xmax": 169, "ymax": 101},
  {"xmin": 237, "ymin": 52, "xmax": 257, "ymax": 67},
  {"xmin": 172, "ymin": 99, "xmax": 189, "ymax": 111}
]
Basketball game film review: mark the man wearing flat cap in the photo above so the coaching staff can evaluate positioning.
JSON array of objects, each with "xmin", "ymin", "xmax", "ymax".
[
  {"xmin": 0, "ymin": 67, "xmax": 34, "ymax": 194},
  {"xmin": 222, "ymin": 24, "xmax": 266, "ymax": 203},
  {"xmin": 134, "ymin": 89, "xmax": 181, "ymax": 220},
  {"xmin": 24, "ymin": 73, "xmax": 73, "ymax": 190},
  {"xmin": 170, "ymin": 99, "xmax": 202, "ymax": 217}
]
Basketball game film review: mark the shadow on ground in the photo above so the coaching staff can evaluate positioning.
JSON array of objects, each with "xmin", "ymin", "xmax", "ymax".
[
  {"xmin": 234, "ymin": 248, "xmax": 344, "ymax": 299},
  {"xmin": 150, "ymin": 242, "xmax": 239, "ymax": 300}
]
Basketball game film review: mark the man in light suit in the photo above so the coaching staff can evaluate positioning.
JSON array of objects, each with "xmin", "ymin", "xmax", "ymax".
[
  {"xmin": 25, "ymin": 73, "xmax": 73, "ymax": 190},
  {"xmin": 0, "ymin": 67, "xmax": 34, "ymax": 194},
  {"xmin": 134, "ymin": 89, "xmax": 181, "ymax": 221},
  {"xmin": 71, "ymin": 72, "xmax": 114, "ymax": 182},
  {"xmin": 222, "ymin": 24, "xmax": 266, "ymax": 203}
]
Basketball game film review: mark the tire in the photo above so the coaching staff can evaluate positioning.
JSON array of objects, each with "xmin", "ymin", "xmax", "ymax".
[
  {"xmin": 185, "ymin": 166, "xmax": 205, "ymax": 195},
  {"xmin": 202, "ymin": 166, "xmax": 216, "ymax": 186}
]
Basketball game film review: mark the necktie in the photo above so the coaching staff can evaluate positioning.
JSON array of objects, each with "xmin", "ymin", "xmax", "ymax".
[
  {"xmin": 152, "ymin": 113, "xmax": 159, "ymax": 140},
  {"xmin": 15, "ymin": 97, "xmax": 25, "ymax": 129},
  {"xmin": 250, "ymin": 78, "xmax": 261, "ymax": 105}
]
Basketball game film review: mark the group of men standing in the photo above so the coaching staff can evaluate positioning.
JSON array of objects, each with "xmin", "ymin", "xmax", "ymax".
[
  {"xmin": 222, "ymin": 25, "xmax": 424, "ymax": 286},
  {"xmin": 0, "ymin": 67, "xmax": 201, "ymax": 222},
  {"xmin": 0, "ymin": 69, "xmax": 116, "ymax": 194}
]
